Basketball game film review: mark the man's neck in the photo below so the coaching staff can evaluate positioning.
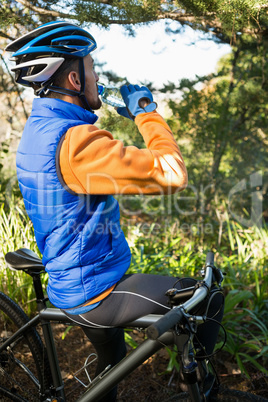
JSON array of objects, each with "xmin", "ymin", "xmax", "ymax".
[{"xmin": 58, "ymin": 94, "xmax": 84, "ymax": 108}]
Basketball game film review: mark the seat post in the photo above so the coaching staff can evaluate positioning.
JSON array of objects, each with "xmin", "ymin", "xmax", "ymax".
[
  {"xmin": 32, "ymin": 273, "xmax": 47, "ymax": 311},
  {"xmin": 31, "ymin": 273, "xmax": 66, "ymax": 400}
]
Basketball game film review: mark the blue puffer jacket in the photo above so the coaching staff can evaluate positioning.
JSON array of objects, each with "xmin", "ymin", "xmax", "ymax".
[{"xmin": 16, "ymin": 98, "xmax": 131, "ymax": 309}]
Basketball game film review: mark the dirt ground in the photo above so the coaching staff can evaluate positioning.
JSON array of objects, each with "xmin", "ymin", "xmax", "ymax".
[{"xmin": 50, "ymin": 324, "xmax": 268, "ymax": 401}]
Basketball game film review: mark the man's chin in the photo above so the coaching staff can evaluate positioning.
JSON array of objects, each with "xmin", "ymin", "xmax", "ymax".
[{"xmin": 92, "ymin": 99, "xmax": 102, "ymax": 111}]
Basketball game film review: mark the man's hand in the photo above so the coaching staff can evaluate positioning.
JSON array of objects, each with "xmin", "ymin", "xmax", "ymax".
[{"xmin": 117, "ymin": 84, "xmax": 157, "ymax": 120}]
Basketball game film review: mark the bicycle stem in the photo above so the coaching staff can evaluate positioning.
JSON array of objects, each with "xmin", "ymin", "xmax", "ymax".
[
  {"xmin": 146, "ymin": 263, "xmax": 216, "ymax": 340},
  {"xmin": 182, "ymin": 266, "xmax": 213, "ymax": 314}
]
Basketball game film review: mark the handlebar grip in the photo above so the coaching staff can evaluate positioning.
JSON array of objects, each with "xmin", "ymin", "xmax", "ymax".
[
  {"xmin": 146, "ymin": 308, "xmax": 184, "ymax": 340},
  {"xmin": 205, "ymin": 251, "xmax": 214, "ymax": 266}
]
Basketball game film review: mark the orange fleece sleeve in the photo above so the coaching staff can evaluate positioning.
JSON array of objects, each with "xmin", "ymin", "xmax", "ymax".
[{"xmin": 59, "ymin": 111, "xmax": 187, "ymax": 195}]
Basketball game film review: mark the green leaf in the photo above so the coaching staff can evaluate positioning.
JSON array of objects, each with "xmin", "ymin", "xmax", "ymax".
[
  {"xmin": 224, "ymin": 290, "xmax": 253, "ymax": 313},
  {"xmin": 124, "ymin": 331, "xmax": 138, "ymax": 349},
  {"xmin": 239, "ymin": 352, "xmax": 268, "ymax": 375},
  {"xmin": 61, "ymin": 325, "xmax": 74, "ymax": 340}
]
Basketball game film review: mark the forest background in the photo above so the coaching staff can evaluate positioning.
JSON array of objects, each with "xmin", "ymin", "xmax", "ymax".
[{"xmin": 0, "ymin": 0, "xmax": 267, "ymax": 395}]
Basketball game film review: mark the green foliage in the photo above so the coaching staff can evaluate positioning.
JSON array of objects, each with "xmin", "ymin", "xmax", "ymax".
[
  {"xmin": 0, "ymin": 0, "xmax": 54, "ymax": 37},
  {"xmin": 0, "ymin": 141, "xmax": 10, "ymax": 204},
  {"xmin": 99, "ymin": 106, "xmax": 145, "ymax": 148},
  {"xmin": 126, "ymin": 216, "xmax": 268, "ymax": 376},
  {"xmin": 74, "ymin": 0, "xmax": 161, "ymax": 28},
  {"xmin": 124, "ymin": 329, "xmax": 139, "ymax": 349},
  {"xmin": 61, "ymin": 325, "xmax": 74, "ymax": 340},
  {"xmin": 165, "ymin": 45, "xmax": 268, "ymax": 220},
  {"xmin": 0, "ymin": 142, "xmax": 22, "ymax": 208},
  {"xmin": 219, "ymin": 219, "xmax": 267, "ymax": 377},
  {"xmin": 126, "ymin": 221, "xmax": 204, "ymax": 278},
  {"xmin": 221, "ymin": 292, "xmax": 268, "ymax": 378},
  {"xmin": 0, "ymin": 197, "xmax": 267, "ymax": 376},
  {"xmin": 222, "ymin": 220, "xmax": 268, "ymax": 327},
  {"xmin": 0, "ymin": 204, "xmax": 48, "ymax": 315},
  {"xmin": 165, "ymin": 345, "xmax": 180, "ymax": 374},
  {"xmin": 0, "ymin": 56, "xmax": 30, "ymax": 207},
  {"xmin": 1, "ymin": 0, "xmax": 268, "ymax": 44}
]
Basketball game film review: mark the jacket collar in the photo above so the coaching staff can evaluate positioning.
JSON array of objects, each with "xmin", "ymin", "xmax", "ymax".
[{"xmin": 30, "ymin": 97, "xmax": 98, "ymax": 124}]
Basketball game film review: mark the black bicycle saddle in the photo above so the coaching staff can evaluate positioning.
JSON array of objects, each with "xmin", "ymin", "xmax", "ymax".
[{"xmin": 5, "ymin": 248, "xmax": 45, "ymax": 274}]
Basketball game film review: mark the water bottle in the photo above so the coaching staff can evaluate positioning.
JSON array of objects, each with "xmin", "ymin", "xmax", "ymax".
[{"xmin": 98, "ymin": 84, "xmax": 125, "ymax": 108}]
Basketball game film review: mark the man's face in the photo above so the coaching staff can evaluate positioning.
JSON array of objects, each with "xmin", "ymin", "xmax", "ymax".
[{"xmin": 83, "ymin": 54, "xmax": 102, "ymax": 110}]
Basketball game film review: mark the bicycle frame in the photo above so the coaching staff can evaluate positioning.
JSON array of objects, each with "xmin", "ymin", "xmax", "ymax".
[
  {"xmin": 0, "ymin": 305, "xmax": 186, "ymax": 401},
  {"xmin": 2, "ymin": 249, "xmax": 223, "ymax": 401}
]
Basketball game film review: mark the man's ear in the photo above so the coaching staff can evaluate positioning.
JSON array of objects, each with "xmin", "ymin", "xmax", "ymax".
[{"xmin": 68, "ymin": 71, "xmax": 81, "ymax": 91}]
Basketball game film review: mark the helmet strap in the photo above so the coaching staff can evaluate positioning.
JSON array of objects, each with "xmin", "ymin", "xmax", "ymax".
[
  {"xmin": 36, "ymin": 85, "xmax": 80, "ymax": 97},
  {"xmin": 77, "ymin": 58, "xmax": 94, "ymax": 112}
]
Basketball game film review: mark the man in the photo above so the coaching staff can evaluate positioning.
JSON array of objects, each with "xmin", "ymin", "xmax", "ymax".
[{"xmin": 5, "ymin": 21, "xmax": 223, "ymax": 401}]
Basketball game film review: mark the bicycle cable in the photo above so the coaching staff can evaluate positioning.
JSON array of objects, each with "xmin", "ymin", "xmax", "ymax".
[
  {"xmin": 203, "ymin": 289, "xmax": 225, "ymax": 320},
  {"xmin": 193, "ymin": 318, "xmax": 227, "ymax": 360},
  {"xmin": 172, "ymin": 277, "xmax": 195, "ymax": 289}
]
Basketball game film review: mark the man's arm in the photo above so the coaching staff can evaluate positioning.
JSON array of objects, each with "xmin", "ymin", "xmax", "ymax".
[{"xmin": 59, "ymin": 111, "xmax": 187, "ymax": 195}]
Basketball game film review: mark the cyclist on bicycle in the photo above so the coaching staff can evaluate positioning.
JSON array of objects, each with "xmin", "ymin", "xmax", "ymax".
[{"xmin": 5, "ymin": 21, "xmax": 224, "ymax": 402}]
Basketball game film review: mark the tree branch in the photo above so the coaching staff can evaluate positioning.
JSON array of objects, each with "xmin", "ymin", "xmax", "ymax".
[
  {"xmin": 11, "ymin": 0, "xmax": 268, "ymax": 39},
  {"xmin": 16, "ymin": 0, "xmax": 76, "ymax": 19},
  {"xmin": 0, "ymin": 31, "xmax": 14, "ymax": 40},
  {"xmin": 106, "ymin": 11, "xmax": 265, "ymax": 38},
  {"xmin": 0, "ymin": 53, "xmax": 29, "ymax": 120}
]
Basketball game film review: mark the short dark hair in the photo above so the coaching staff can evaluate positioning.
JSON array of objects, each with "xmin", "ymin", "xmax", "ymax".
[{"xmin": 32, "ymin": 58, "xmax": 79, "ymax": 99}]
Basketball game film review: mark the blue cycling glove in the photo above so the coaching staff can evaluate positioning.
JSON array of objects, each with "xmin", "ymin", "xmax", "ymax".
[{"xmin": 117, "ymin": 84, "xmax": 157, "ymax": 120}]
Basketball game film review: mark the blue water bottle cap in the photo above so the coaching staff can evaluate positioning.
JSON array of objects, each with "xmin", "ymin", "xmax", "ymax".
[{"xmin": 98, "ymin": 84, "xmax": 104, "ymax": 95}]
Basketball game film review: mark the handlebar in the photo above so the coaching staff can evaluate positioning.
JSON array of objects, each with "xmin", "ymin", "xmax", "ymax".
[
  {"xmin": 205, "ymin": 251, "xmax": 214, "ymax": 267},
  {"xmin": 146, "ymin": 251, "xmax": 219, "ymax": 340},
  {"xmin": 146, "ymin": 306, "xmax": 184, "ymax": 340}
]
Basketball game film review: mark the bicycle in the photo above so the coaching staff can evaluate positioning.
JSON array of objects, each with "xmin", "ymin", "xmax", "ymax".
[{"xmin": 0, "ymin": 248, "xmax": 266, "ymax": 401}]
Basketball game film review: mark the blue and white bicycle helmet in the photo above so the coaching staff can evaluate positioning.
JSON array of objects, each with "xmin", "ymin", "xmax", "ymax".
[{"xmin": 5, "ymin": 20, "xmax": 97, "ymax": 110}]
